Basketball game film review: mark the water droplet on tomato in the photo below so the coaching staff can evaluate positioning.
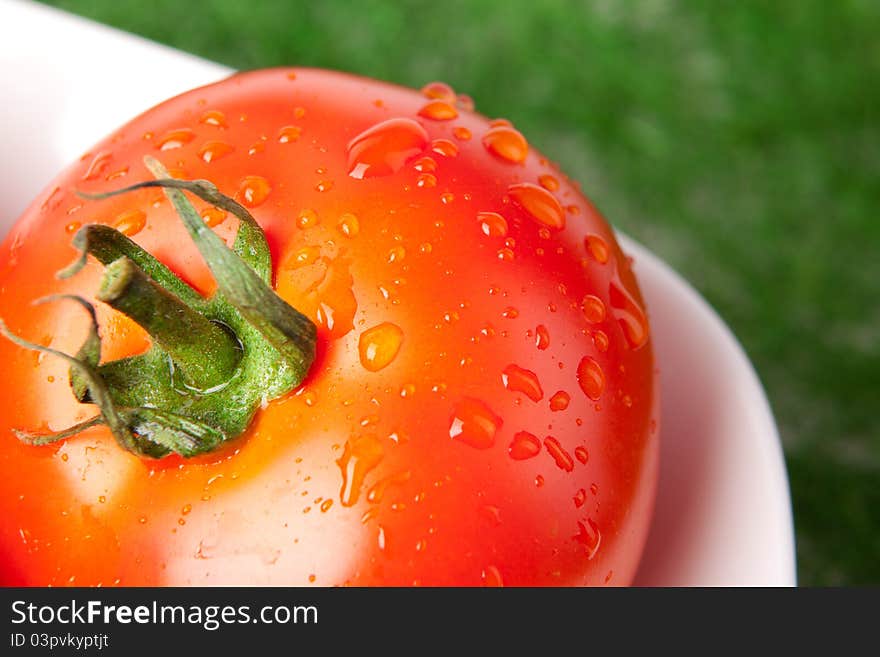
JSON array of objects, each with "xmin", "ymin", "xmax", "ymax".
[
  {"xmin": 452, "ymin": 126, "xmax": 472, "ymax": 141},
  {"xmin": 481, "ymin": 565, "xmax": 504, "ymax": 587},
  {"xmin": 200, "ymin": 206, "xmax": 227, "ymax": 227},
  {"xmin": 198, "ymin": 140, "xmax": 234, "ymax": 163},
  {"xmin": 337, "ymin": 212, "xmax": 360, "ymax": 237},
  {"xmin": 315, "ymin": 179, "xmax": 334, "ymax": 192},
  {"xmin": 113, "ymin": 209, "xmax": 146, "ymax": 236},
  {"xmin": 416, "ymin": 173, "xmax": 437, "ymax": 188},
  {"xmin": 278, "ymin": 125, "xmax": 302, "ymax": 143},
  {"xmin": 156, "ymin": 128, "xmax": 195, "ymax": 151},
  {"xmin": 482, "ymin": 125, "xmax": 528, "ymax": 163},
  {"xmin": 200, "ymin": 110, "xmax": 227, "ymax": 127},
  {"xmin": 544, "ymin": 436, "xmax": 574, "ymax": 472},
  {"xmin": 573, "ymin": 488, "xmax": 587, "ymax": 508},
  {"xmin": 581, "ymin": 294, "xmax": 606, "ymax": 324},
  {"xmin": 418, "ymin": 100, "xmax": 458, "ymax": 120},
  {"xmin": 574, "ymin": 518, "xmax": 601, "ymax": 559},
  {"xmin": 575, "ymin": 446, "xmax": 589, "ymax": 464},
  {"xmin": 337, "ymin": 434, "xmax": 384, "ymax": 507},
  {"xmin": 507, "ymin": 183, "xmax": 565, "ymax": 230},
  {"xmin": 387, "ymin": 245, "xmax": 406, "ymax": 264},
  {"xmin": 609, "ymin": 275, "xmax": 649, "ymax": 350},
  {"xmin": 236, "ymin": 175, "xmax": 271, "ymax": 207},
  {"xmin": 431, "ymin": 138, "xmax": 459, "ymax": 157},
  {"xmin": 538, "ymin": 174, "xmax": 559, "ymax": 191},
  {"xmin": 478, "ymin": 211, "xmax": 508, "ymax": 237},
  {"xmin": 502, "ymin": 364, "xmax": 544, "ymax": 402},
  {"xmin": 449, "ymin": 398, "xmax": 501, "ymax": 449},
  {"xmin": 508, "ymin": 431, "xmax": 541, "ymax": 460},
  {"xmin": 359, "ymin": 322, "xmax": 404, "ymax": 371},
  {"xmin": 366, "ymin": 470, "xmax": 412, "ymax": 504},
  {"xmin": 585, "ymin": 234, "xmax": 609, "ymax": 264},
  {"xmin": 320, "ymin": 499, "xmax": 334, "ymax": 512},
  {"xmin": 82, "ymin": 151, "xmax": 112, "ymax": 181},
  {"xmin": 592, "ymin": 329, "xmax": 610, "ymax": 353},
  {"xmin": 535, "ymin": 325, "xmax": 550, "ymax": 350},
  {"xmin": 347, "ymin": 118, "xmax": 429, "ymax": 179},
  {"xmin": 65, "ymin": 221, "xmax": 81, "ymax": 234},
  {"xmin": 577, "ymin": 356, "xmax": 605, "ymax": 400},
  {"xmin": 549, "ymin": 391, "xmax": 570, "ymax": 411},
  {"xmin": 413, "ymin": 156, "xmax": 437, "ymax": 172},
  {"xmin": 420, "ymin": 81, "xmax": 456, "ymax": 102},
  {"xmin": 297, "ymin": 208, "xmax": 320, "ymax": 229},
  {"xmin": 457, "ymin": 94, "xmax": 475, "ymax": 111}
]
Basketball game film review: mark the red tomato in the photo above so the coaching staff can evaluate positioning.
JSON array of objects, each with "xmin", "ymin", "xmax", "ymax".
[{"xmin": 0, "ymin": 69, "xmax": 658, "ymax": 586}]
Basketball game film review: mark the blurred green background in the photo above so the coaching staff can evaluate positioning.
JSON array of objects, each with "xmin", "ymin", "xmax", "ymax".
[{"xmin": 39, "ymin": 0, "xmax": 878, "ymax": 585}]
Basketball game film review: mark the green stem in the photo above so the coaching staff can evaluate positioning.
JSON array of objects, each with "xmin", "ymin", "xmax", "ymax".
[{"xmin": 97, "ymin": 257, "xmax": 241, "ymax": 390}]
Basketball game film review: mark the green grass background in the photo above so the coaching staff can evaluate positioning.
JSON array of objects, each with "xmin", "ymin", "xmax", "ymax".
[{"xmin": 38, "ymin": 0, "xmax": 879, "ymax": 585}]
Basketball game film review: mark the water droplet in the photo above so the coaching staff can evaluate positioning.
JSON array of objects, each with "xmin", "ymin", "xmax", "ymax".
[
  {"xmin": 478, "ymin": 211, "xmax": 508, "ymax": 237},
  {"xmin": 315, "ymin": 179, "xmax": 334, "ymax": 192},
  {"xmin": 236, "ymin": 175, "xmax": 271, "ymax": 207},
  {"xmin": 387, "ymin": 245, "xmax": 406, "ymax": 264},
  {"xmin": 581, "ymin": 294, "xmax": 606, "ymax": 324},
  {"xmin": 592, "ymin": 329, "xmax": 610, "ymax": 353},
  {"xmin": 482, "ymin": 125, "xmax": 528, "ymax": 163},
  {"xmin": 200, "ymin": 206, "xmax": 227, "ymax": 227},
  {"xmin": 113, "ymin": 209, "xmax": 146, "ymax": 236},
  {"xmin": 288, "ymin": 245, "xmax": 321, "ymax": 268},
  {"xmin": 508, "ymin": 431, "xmax": 541, "ymax": 460},
  {"xmin": 452, "ymin": 126, "xmax": 472, "ymax": 141},
  {"xmin": 366, "ymin": 470, "xmax": 412, "ymax": 504},
  {"xmin": 416, "ymin": 173, "xmax": 437, "ymax": 188},
  {"xmin": 457, "ymin": 94, "xmax": 475, "ymax": 111},
  {"xmin": 585, "ymin": 235, "xmax": 610, "ymax": 264},
  {"xmin": 574, "ymin": 518, "xmax": 601, "ymax": 559},
  {"xmin": 544, "ymin": 436, "xmax": 574, "ymax": 472},
  {"xmin": 278, "ymin": 125, "xmax": 303, "ymax": 143},
  {"xmin": 198, "ymin": 140, "xmax": 234, "ymax": 163},
  {"xmin": 449, "ymin": 398, "xmax": 502, "ymax": 449},
  {"xmin": 573, "ymin": 488, "xmax": 587, "ymax": 508},
  {"xmin": 82, "ymin": 151, "xmax": 112, "ymax": 181},
  {"xmin": 538, "ymin": 174, "xmax": 559, "ymax": 191},
  {"xmin": 507, "ymin": 183, "xmax": 565, "ymax": 230},
  {"xmin": 575, "ymin": 446, "xmax": 589, "ymax": 464},
  {"xmin": 535, "ymin": 325, "xmax": 550, "ymax": 350},
  {"xmin": 440, "ymin": 192, "xmax": 455, "ymax": 204},
  {"xmin": 502, "ymin": 364, "xmax": 543, "ymax": 402},
  {"xmin": 535, "ymin": 475, "xmax": 545, "ymax": 488},
  {"xmin": 293, "ymin": 106, "xmax": 306, "ymax": 119},
  {"xmin": 337, "ymin": 212, "xmax": 360, "ymax": 237},
  {"xmin": 320, "ymin": 499, "xmax": 334, "ymax": 513},
  {"xmin": 609, "ymin": 275, "xmax": 649, "ymax": 349},
  {"xmin": 413, "ymin": 156, "xmax": 437, "ymax": 172},
  {"xmin": 200, "ymin": 110, "xmax": 227, "ymax": 127},
  {"xmin": 65, "ymin": 221, "xmax": 81, "ymax": 234},
  {"xmin": 420, "ymin": 81, "xmax": 456, "ymax": 102},
  {"xmin": 181, "ymin": 503, "xmax": 192, "ymax": 515},
  {"xmin": 431, "ymin": 138, "xmax": 459, "ymax": 157},
  {"xmin": 482, "ymin": 565, "xmax": 504, "ymax": 587},
  {"xmin": 347, "ymin": 118, "xmax": 429, "ymax": 179},
  {"xmin": 359, "ymin": 322, "xmax": 404, "ymax": 371},
  {"xmin": 337, "ymin": 434, "xmax": 384, "ymax": 507},
  {"xmin": 156, "ymin": 128, "xmax": 195, "ymax": 151},
  {"xmin": 497, "ymin": 247, "xmax": 515, "ymax": 262},
  {"xmin": 502, "ymin": 307, "xmax": 519, "ymax": 319},
  {"xmin": 590, "ymin": 483, "xmax": 599, "ymax": 495},
  {"xmin": 418, "ymin": 100, "xmax": 458, "ymax": 121},
  {"xmin": 549, "ymin": 391, "xmax": 570, "ymax": 411},
  {"xmin": 577, "ymin": 356, "xmax": 605, "ymax": 400},
  {"xmin": 419, "ymin": 242, "xmax": 433, "ymax": 254},
  {"xmin": 296, "ymin": 208, "xmax": 320, "ymax": 229}
]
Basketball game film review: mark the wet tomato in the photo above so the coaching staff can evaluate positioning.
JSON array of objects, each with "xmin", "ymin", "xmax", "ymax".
[{"xmin": 0, "ymin": 69, "xmax": 658, "ymax": 586}]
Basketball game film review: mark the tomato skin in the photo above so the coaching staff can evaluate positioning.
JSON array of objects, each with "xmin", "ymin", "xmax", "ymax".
[{"xmin": 0, "ymin": 69, "xmax": 657, "ymax": 586}]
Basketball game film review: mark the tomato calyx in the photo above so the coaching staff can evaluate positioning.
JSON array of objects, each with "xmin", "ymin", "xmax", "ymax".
[{"xmin": 0, "ymin": 157, "xmax": 317, "ymax": 458}]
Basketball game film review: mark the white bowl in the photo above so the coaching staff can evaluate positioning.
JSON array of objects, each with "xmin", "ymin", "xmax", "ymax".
[{"xmin": 0, "ymin": 0, "xmax": 796, "ymax": 586}]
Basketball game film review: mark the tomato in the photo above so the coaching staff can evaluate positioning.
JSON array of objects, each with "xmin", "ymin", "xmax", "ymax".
[{"xmin": 0, "ymin": 69, "xmax": 658, "ymax": 586}]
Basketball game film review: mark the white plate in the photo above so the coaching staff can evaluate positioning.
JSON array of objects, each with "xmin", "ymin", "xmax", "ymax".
[{"xmin": 0, "ymin": 0, "xmax": 796, "ymax": 586}]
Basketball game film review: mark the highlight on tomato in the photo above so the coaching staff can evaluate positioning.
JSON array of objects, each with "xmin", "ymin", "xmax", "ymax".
[{"xmin": 0, "ymin": 69, "xmax": 658, "ymax": 586}]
